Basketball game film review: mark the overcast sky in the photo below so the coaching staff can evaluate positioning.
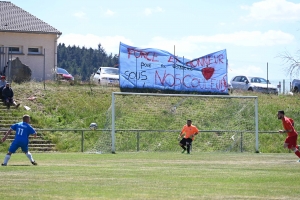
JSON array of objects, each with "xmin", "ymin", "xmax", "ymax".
[{"xmin": 10, "ymin": 0, "xmax": 300, "ymax": 84}]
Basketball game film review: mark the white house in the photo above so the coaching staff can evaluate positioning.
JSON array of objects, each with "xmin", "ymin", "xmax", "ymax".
[{"xmin": 0, "ymin": 1, "xmax": 62, "ymax": 81}]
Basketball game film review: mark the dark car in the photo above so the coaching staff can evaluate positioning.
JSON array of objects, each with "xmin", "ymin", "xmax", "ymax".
[
  {"xmin": 56, "ymin": 67, "xmax": 74, "ymax": 82},
  {"xmin": 292, "ymin": 79, "xmax": 300, "ymax": 93}
]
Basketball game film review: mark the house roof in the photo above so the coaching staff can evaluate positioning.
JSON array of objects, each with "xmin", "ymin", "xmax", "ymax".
[{"xmin": 0, "ymin": 1, "xmax": 61, "ymax": 35}]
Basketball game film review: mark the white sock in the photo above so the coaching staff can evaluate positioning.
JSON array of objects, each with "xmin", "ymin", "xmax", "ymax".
[
  {"xmin": 3, "ymin": 154, "xmax": 11, "ymax": 164},
  {"xmin": 25, "ymin": 152, "xmax": 34, "ymax": 162}
]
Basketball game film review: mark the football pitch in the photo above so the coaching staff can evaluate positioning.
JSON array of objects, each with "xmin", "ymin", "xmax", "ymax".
[{"xmin": 0, "ymin": 152, "xmax": 299, "ymax": 200}]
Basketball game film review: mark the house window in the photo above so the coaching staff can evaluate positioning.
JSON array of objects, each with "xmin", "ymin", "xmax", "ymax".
[
  {"xmin": 28, "ymin": 47, "xmax": 42, "ymax": 54},
  {"xmin": 8, "ymin": 46, "xmax": 22, "ymax": 54}
]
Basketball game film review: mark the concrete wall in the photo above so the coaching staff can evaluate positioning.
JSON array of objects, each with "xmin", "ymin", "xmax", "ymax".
[{"xmin": 0, "ymin": 32, "xmax": 58, "ymax": 81}]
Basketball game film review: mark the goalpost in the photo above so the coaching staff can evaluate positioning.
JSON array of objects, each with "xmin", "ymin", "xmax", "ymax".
[{"xmin": 93, "ymin": 92, "xmax": 259, "ymax": 154}]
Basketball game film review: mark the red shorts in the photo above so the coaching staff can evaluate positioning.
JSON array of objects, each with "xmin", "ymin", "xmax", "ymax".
[{"xmin": 284, "ymin": 135, "xmax": 298, "ymax": 149}]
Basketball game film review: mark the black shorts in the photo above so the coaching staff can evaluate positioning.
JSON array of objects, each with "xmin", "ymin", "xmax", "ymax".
[
  {"xmin": 4, "ymin": 97, "xmax": 13, "ymax": 103},
  {"xmin": 180, "ymin": 138, "xmax": 192, "ymax": 146}
]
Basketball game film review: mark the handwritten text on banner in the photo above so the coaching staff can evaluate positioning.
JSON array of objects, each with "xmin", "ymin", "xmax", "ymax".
[{"xmin": 119, "ymin": 42, "xmax": 229, "ymax": 94}]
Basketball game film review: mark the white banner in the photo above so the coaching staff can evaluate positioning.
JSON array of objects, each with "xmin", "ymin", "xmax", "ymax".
[{"xmin": 119, "ymin": 42, "xmax": 229, "ymax": 94}]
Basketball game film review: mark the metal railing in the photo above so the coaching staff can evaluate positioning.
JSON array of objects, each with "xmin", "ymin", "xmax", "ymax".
[{"xmin": 0, "ymin": 129, "xmax": 284, "ymax": 153}]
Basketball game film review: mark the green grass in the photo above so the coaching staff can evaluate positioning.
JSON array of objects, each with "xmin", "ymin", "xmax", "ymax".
[
  {"xmin": 2, "ymin": 81, "xmax": 300, "ymax": 153},
  {"xmin": 0, "ymin": 152, "xmax": 299, "ymax": 199},
  {"xmin": 1, "ymin": 82, "xmax": 299, "ymax": 199}
]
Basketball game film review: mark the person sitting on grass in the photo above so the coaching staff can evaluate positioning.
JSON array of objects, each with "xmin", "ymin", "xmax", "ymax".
[{"xmin": 2, "ymin": 82, "xmax": 20, "ymax": 108}]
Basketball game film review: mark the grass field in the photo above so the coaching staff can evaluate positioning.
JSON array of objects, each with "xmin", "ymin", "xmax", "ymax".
[{"xmin": 0, "ymin": 152, "xmax": 299, "ymax": 199}]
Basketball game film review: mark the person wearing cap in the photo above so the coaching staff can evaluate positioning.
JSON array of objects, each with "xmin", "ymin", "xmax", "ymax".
[
  {"xmin": 2, "ymin": 82, "xmax": 20, "ymax": 108},
  {"xmin": 277, "ymin": 110, "xmax": 300, "ymax": 162},
  {"xmin": 178, "ymin": 119, "xmax": 199, "ymax": 154}
]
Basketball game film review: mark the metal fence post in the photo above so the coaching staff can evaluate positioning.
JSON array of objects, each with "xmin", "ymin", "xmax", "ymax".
[
  {"xmin": 137, "ymin": 131, "xmax": 140, "ymax": 152},
  {"xmin": 81, "ymin": 131, "xmax": 84, "ymax": 152},
  {"xmin": 240, "ymin": 132, "xmax": 243, "ymax": 152}
]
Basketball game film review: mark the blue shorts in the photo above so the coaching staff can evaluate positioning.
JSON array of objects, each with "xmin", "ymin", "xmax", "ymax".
[{"xmin": 9, "ymin": 141, "xmax": 28, "ymax": 153}]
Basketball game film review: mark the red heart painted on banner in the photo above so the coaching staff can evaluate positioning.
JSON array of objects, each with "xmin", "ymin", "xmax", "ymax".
[{"xmin": 202, "ymin": 67, "xmax": 215, "ymax": 80}]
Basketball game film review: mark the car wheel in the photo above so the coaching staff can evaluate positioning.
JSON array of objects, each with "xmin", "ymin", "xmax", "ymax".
[
  {"xmin": 248, "ymin": 88, "xmax": 253, "ymax": 91},
  {"xmin": 294, "ymin": 87, "xmax": 298, "ymax": 93},
  {"xmin": 98, "ymin": 79, "xmax": 101, "ymax": 84}
]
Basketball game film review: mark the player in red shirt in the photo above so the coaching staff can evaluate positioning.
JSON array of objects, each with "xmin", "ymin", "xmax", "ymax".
[
  {"xmin": 287, "ymin": 117, "xmax": 299, "ymax": 149},
  {"xmin": 288, "ymin": 117, "xmax": 294, "ymax": 127},
  {"xmin": 277, "ymin": 110, "xmax": 300, "ymax": 162},
  {"xmin": 178, "ymin": 119, "xmax": 199, "ymax": 154}
]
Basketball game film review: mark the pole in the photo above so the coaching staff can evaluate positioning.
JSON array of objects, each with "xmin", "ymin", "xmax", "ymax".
[
  {"xmin": 137, "ymin": 131, "xmax": 140, "ymax": 152},
  {"xmin": 136, "ymin": 57, "xmax": 137, "ymax": 88},
  {"xmin": 183, "ymin": 56, "xmax": 184, "ymax": 90},
  {"xmin": 255, "ymin": 97, "xmax": 259, "ymax": 153},
  {"xmin": 240, "ymin": 132, "xmax": 243, "ymax": 152},
  {"xmin": 111, "ymin": 93, "xmax": 116, "ymax": 153},
  {"xmin": 44, "ymin": 48, "xmax": 46, "ymax": 90},
  {"xmin": 279, "ymin": 81, "xmax": 281, "ymax": 94},
  {"xmin": 8, "ymin": 48, "xmax": 12, "ymax": 84},
  {"xmin": 81, "ymin": 131, "xmax": 84, "ymax": 152},
  {"xmin": 174, "ymin": 45, "xmax": 175, "ymax": 90},
  {"xmin": 267, "ymin": 62, "xmax": 269, "ymax": 92}
]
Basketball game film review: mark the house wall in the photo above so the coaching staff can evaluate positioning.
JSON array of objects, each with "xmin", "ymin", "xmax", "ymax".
[{"xmin": 0, "ymin": 32, "xmax": 58, "ymax": 81}]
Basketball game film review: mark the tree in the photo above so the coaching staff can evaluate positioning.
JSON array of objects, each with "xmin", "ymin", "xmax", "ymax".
[
  {"xmin": 57, "ymin": 43, "xmax": 118, "ymax": 81},
  {"xmin": 278, "ymin": 50, "xmax": 300, "ymax": 78}
]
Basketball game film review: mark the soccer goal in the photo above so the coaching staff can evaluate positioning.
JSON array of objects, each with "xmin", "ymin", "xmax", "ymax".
[{"xmin": 93, "ymin": 92, "xmax": 258, "ymax": 154}]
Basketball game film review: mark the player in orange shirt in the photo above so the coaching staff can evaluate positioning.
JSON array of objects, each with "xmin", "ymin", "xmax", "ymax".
[
  {"xmin": 277, "ymin": 110, "xmax": 300, "ymax": 162},
  {"xmin": 178, "ymin": 119, "xmax": 199, "ymax": 154}
]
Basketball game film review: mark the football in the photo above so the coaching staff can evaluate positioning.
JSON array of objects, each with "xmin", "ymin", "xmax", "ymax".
[{"xmin": 89, "ymin": 122, "xmax": 98, "ymax": 130}]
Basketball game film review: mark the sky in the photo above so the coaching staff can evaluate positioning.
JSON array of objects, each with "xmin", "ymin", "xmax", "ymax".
[{"xmin": 9, "ymin": 0, "xmax": 300, "ymax": 85}]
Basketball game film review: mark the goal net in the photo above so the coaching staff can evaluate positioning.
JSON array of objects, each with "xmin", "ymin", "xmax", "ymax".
[{"xmin": 89, "ymin": 92, "xmax": 258, "ymax": 153}]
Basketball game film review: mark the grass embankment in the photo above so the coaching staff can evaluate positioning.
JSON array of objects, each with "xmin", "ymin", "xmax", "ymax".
[{"xmin": 0, "ymin": 81, "xmax": 299, "ymax": 153}]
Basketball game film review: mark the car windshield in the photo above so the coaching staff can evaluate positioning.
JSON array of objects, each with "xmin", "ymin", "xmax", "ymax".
[
  {"xmin": 250, "ymin": 77, "xmax": 269, "ymax": 84},
  {"xmin": 102, "ymin": 68, "xmax": 119, "ymax": 75},
  {"xmin": 57, "ymin": 68, "xmax": 70, "ymax": 75}
]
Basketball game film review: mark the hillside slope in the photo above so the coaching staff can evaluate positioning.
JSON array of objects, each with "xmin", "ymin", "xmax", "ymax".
[{"xmin": 0, "ymin": 81, "xmax": 298, "ymax": 153}]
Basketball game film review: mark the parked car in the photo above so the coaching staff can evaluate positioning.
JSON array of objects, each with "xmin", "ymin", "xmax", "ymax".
[
  {"xmin": 292, "ymin": 79, "xmax": 300, "ymax": 93},
  {"xmin": 93, "ymin": 67, "xmax": 119, "ymax": 86},
  {"xmin": 230, "ymin": 75, "xmax": 278, "ymax": 94},
  {"xmin": 56, "ymin": 67, "xmax": 74, "ymax": 82}
]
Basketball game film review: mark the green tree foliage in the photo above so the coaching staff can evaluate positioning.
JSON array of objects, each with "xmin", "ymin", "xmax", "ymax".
[{"xmin": 57, "ymin": 43, "xmax": 119, "ymax": 81}]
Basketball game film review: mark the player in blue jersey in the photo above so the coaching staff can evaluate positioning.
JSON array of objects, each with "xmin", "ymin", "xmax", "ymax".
[{"xmin": 1, "ymin": 115, "xmax": 37, "ymax": 166}]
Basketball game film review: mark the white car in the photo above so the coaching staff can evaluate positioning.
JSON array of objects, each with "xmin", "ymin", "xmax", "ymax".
[
  {"xmin": 230, "ymin": 75, "xmax": 278, "ymax": 94},
  {"xmin": 93, "ymin": 67, "xmax": 119, "ymax": 86}
]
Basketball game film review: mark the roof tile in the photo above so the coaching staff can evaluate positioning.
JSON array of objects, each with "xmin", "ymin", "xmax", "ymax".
[{"xmin": 0, "ymin": 1, "xmax": 61, "ymax": 34}]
